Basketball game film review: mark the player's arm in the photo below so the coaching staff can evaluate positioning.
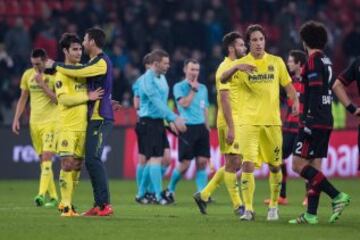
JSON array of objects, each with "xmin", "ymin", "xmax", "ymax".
[
  {"xmin": 12, "ymin": 90, "xmax": 29, "ymax": 135},
  {"xmin": 34, "ymin": 73, "xmax": 57, "ymax": 104},
  {"xmin": 220, "ymin": 90, "xmax": 235, "ymax": 144},
  {"xmin": 283, "ymin": 83, "xmax": 299, "ymax": 115},
  {"xmin": 58, "ymin": 88, "xmax": 104, "ymax": 107},
  {"xmin": 332, "ymin": 60, "xmax": 359, "ymax": 115},
  {"xmin": 142, "ymin": 75, "xmax": 178, "ymax": 122},
  {"xmin": 175, "ymin": 83, "xmax": 197, "ymax": 108},
  {"xmin": 53, "ymin": 57, "xmax": 107, "ymax": 78},
  {"xmin": 133, "ymin": 96, "xmax": 140, "ymax": 109},
  {"xmin": 220, "ymin": 63, "xmax": 256, "ymax": 83}
]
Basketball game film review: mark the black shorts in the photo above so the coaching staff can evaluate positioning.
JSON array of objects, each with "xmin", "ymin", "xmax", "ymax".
[
  {"xmin": 135, "ymin": 122, "xmax": 145, "ymax": 155},
  {"xmin": 139, "ymin": 117, "xmax": 168, "ymax": 160},
  {"xmin": 292, "ymin": 128, "xmax": 332, "ymax": 159},
  {"xmin": 282, "ymin": 131, "xmax": 297, "ymax": 159},
  {"xmin": 178, "ymin": 124, "xmax": 210, "ymax": 161}
]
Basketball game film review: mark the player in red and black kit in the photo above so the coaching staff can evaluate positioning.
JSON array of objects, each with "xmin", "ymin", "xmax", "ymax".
[
  {"xmin": 264, "ymin": 50, "xmax": 306, "ymax": 206},
  {"xmin": 289, "ymin": 21, "xmax": 351, "ymax": 224},
  {"xmin": 333, "ymin": 57, "xmax": 360, "ymax": 171}
]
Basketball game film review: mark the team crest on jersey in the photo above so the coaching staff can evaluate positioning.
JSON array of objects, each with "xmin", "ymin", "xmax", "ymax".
[
  {"xmin": 268, "ymin": 65, "xmax": 274, "ymax": 72},
  {"xmin": 56, "ymin": 81, "xmax": 63, "ymax": 88},
  {"xmin": 61, "ymin": 140, "xmax": 68, "ymax": 147}
]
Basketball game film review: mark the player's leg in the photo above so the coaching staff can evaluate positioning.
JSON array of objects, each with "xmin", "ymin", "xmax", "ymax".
[
  {"xmin": 41, "ymin": 125, "xmax": 58, "ymax": 206},
  {"xmin": 135, "ymin": 122, "xmax": 148, "ymax": 193},
  {"xmin": 289, "ymin": 129, "xmax": 350, "ymax": 224},
  {"xmin": 59, "ymin": 156, "xmax": 75, "ymax": 216},
  {"xmin": 198, "ymin": 126, "xmax": 227, "ymax": 203},
  {"xmin": 261, "ymin": 126, "xmax": 282, "ymax": 221},
  {"xmin": 31, "ymin": 125, "xmax": 46, "ymax": 206},
  {"xmin": 194, "ymin": 125, "xmax": 211, "ymax": 193},
  {"xmin": 166, "ymin": 126, "xmax": 193, "ymax": 196},
  {"xmin": 83, "ymin": 120, "xmax": 113, "ymax": 216},
  {"xmin": 223, "ymin": 154, "xmax": 244, "ymax": 215},
  {"xmin": 239, "ymin": 125, "xmax": 259, "ymax": 221},
  {"xmin": 195, "ymin": 157, "xmax": 208, "ymax": 192}
]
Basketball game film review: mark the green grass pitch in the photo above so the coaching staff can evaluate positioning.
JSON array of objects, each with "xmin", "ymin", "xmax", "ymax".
[{"xmin": 0, "ymin": 179, "xmax": 358, "ymax": 240}]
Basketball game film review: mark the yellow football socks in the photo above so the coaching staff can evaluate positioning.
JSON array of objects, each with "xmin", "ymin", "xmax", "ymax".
[
  {"xmin": 224, "ymin": 171, "xmax": 243, "ymax": 209},
  {"xmin": 59, "ymin": 170, "xmax": 73, "ymax": 207},
  {"xmin": 269, "ymin": 171, "xmax": 282, "ymax": 208},
  {"xmin": 241, "ymin": 172, "xmax": 255, "ymax": 212},
  {"xmin": 38, "ymin": 161, "xmax": 52, "ymax": 196},
  {"xmin": 200, "ymin": 166, "xmax": 225, "ymax": 201}
]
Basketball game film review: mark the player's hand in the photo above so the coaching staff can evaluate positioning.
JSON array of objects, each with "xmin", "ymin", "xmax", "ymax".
[
  {"xmin": 34, "ymin": 73, "xmax": 45, "ymax": 86},
  {"xmin": 12, "ymin": 119, "xmax": 20, "ymax": 135},
  {"xmin": 291, "ymin": 99, "xmax": 300, "ymax": 116},
  {"xmin": 226, "ymin": 127, "xmax": 235, "ymax": 145},
  {"xmin": 304, "ymin": 126, "xmax": 312, "ymax": 136},
  {"xmin": 169, "ymin": 122, "xmax": 179, "ymax": 136},
  {"xmin": 236, "ymin": 64, "xmax": 257, "ymax": 74},
  {"xmin": 354, "ymin": 108, "xmax": 360, "ymax": 116},
  {"xmin": 174, "ymin": 117, "xmax": 187, "ymax": 133},
  {"xmin": 88, "ymin": 88, "xmax": 104, "ymax": 101},
  {"xmin": 45, "ymin": 59, "xmax": 55, "ymax": 69},
  {"xmin": 190, "ymin": 80, "xmax": 199, "ymax": 91},
  {"xmin": 111, "ymin": 100, "xmax": 122, "ymax": 111}
]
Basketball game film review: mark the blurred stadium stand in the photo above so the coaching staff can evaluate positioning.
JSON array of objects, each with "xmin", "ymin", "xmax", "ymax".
[{"xmin": 0, "ymin": 0, "xmax": 360, "ymax": 128}]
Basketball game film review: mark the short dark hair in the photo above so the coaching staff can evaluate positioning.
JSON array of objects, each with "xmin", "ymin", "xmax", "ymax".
[
  {"xmin": 289, "ymin": 50, "xmax": 307, "ymax": 66},
  {"xmin": 31, "ymin": 48, "xmax": 47, "ymax": 59},
  {"xmin": 59, "ymin": 33, "xmax": 81, "ymax": 50},
  {"xmin": 222, "ymin": 31, "xmax": 242, "ymax": 55},
  {"xmin": 85, "ymin": 27, "xmax": 106, "ymax": 48},
  {"xmin": 184, "ymin": 58, "xmax": 200, "ymax": 67},
  {"xmin": 150, "ymin": 49, "xmax": 169, "ymax": 63},
  {"xmin": 143, "ymin": 53, "xmax": 153, "ymax": 66},
  {"xmin": 299, "ymin": 21, "xmax": 328, "ymax": 50},
  {"xmin": 245, "ymin": 24, "xmax": 266, "ymax": 44}
]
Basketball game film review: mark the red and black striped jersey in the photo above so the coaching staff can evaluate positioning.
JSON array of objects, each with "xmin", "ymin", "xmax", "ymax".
[
  {"xmin": 338, "ymin": 57, "xmax": 360, "ymax": 91},
  {"xmin": 282, "ymin": 75, "xmax": 304, "ymax": 133},
  {"xmin": 300, "ymin": 51, "xmax": 333, "ymax": 129}
]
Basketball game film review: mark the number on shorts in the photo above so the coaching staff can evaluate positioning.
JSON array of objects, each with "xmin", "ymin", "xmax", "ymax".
[{"xmin": 295, "ymin": 142, "xmax": 303, "ymax": 154}]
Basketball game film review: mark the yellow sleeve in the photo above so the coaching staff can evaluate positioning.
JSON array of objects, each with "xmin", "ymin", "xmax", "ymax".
[
  {"xmin": 216, "ymin": 64, "xmax": 230, "ymax": 91},
  {"xmin": 58, "ymin": 92, "xmax": 89, "ymax": 107},
  {"xmin": 55, "ymin": 57, "xmax": 107, "ymax": 78},
  {"xmin": 278, "ymin": 57, "xmax": 292, "ymax": 87},
  {"xmin": 20, "ymin": 70, "xmax": 30, "ymax": 90}
]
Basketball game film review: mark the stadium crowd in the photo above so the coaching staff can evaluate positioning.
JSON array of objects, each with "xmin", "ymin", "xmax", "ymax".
[{"xmin": 0, "ymin": 0, "xmax": 359, "ymax": 126}]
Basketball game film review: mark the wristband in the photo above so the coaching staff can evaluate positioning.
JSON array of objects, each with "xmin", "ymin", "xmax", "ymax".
[{"xmin": 346, "ymin": 103, "xmax": 357, "ymax": 114}]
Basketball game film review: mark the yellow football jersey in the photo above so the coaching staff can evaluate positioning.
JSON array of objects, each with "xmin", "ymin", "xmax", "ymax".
[
  {"xmin": 234, "ymin": 52, "xmax": 291, "ymax": 125},
  {"xmin": 215, "ymin": 57, "xmax": 242, "ymax": 128},
  {"xmin": 20, "ymin": 68, "xmax": 57, "ymax": 124},
  {"xmin": 54, "ymin": 71, "xmax": 88, "ymax": 131}
]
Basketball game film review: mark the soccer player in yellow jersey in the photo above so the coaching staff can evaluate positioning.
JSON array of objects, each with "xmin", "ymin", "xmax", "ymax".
[
  {"xmin": 232, "ymin": 25, "xmax": 299, "ymax": 221},
  {"xmin": 55, "ymin": 33, "xmax": 103, "ymax": 216},
  {"xmin": 12, "ymin": 48, "xmax": 59, "ymax": 207},
  {"xmin": 194, "ymin": 32, "xmax": 255, "ymax": 215}
]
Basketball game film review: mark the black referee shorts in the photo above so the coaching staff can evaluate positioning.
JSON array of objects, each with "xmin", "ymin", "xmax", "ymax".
[
  {"xmin": 282, "ymin": 131, "xmax": 297, "ymax": 159},
  {"xmin": 178, "ymin": 124, "xmax": 210, "ymax": 161},
  {"xmin": 135, "ymin": 122, "xmax": 145, "ymax": 155},
  {"xmin": 139, "ymin": 117, "xmax": 168, "ymax": 160},
  {"xmin": 292, "ymin": 128, "xmax": 332, "ymax": 159}
]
